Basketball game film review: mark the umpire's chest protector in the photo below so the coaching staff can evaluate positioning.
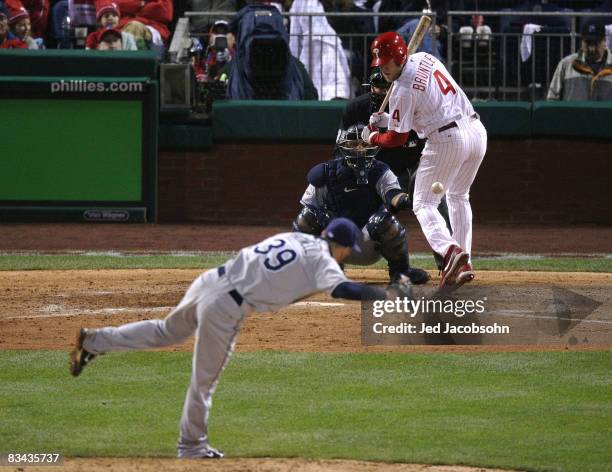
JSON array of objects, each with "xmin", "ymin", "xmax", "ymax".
[{"xmin": 321, "ymin": 159, "xmax": 386, "ymax": 227}]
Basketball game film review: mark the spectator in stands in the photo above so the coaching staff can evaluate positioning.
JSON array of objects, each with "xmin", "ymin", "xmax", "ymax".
[
  {"xmin": 96, "ymin": 0, "xmax": 119, "ymax": 28},
  {"xmin": 370, "ymin": 0, "xmax": 421, "ymax": 34},
  {"xmin": 189, "ymin": 0, "xmax": 236, "ymax": 33},
  {"xmin": 85, "ymin": 1, "xmax": 137, "ymax": 49},
  {"xmin": 8, "ymin": 2, "xmax": 42, "ymax": 48},
  {"xmin": 397, "ymin": 17, "xmax": 442, "ymax": 59},
  {"xmin": 195, "ymin": 19, "xmax": 236, "ymax": 82},
  {"xmin": 320, "ymin": 0, "xmax": 374, "ymax": 82},
  {"xmin": 113, "ymin": 0, "xmax": 172, "ymax": 46},
  {"xmin": 6, "ymin": 0, "xmax": 47, "ymax": 39},
  {"xmin": 0, "ymin": 2, "xmax": 27, "ymax": 47},
  {"xmin": 289, "ymin": 0, "xmax": 351, "ymax": 100},
  {"xmin": 547, "ymin": 19, "xmax": 612, "ymax": 101},
  {"xmin": 90, "ymin": 26, "xmax": 121, "ymax": 49},
  {"xmin": 223, "ymin": 4, "xmax": 318, "ymax": 100}
]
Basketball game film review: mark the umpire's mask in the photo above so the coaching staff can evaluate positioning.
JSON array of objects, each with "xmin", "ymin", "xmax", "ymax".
[
  {"xmin": 362, "ymin": 67, "xmax": 391, "ymax": 114},
  {"xmin": 336, "ymin": 124, "xmax": 379, "ymax": 185}
]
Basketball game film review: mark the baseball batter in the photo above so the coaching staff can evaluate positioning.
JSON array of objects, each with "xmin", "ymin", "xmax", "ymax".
[
  {"xmin": 362, "ymin": 31, "xmax": 488, "ymax": 289},
  {"xmin": 341, "ymin": 68, "xmax": 452, "ymax": 272},
  {"xmin": 69, "ymin": 218, "xmax": 411, "ymax": 459}
]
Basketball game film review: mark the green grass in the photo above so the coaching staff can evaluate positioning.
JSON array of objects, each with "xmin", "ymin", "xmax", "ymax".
[
  {"xmin": 0, "ymin": 252, "xmax": 611, "ymax": 273},
  {"xmin": 0, "ymin": 253, "xmax": 233, "ymax": 271},
  {"xmin": 1, "ymin": 351, "xmax": 611, "ymax": 471}
]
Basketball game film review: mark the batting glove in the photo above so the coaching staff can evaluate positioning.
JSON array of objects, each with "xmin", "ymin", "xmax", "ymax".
[
  {"xmin": 361, "ymin": 124, "xmax": 379, "ymax": 144},
  {"xmin": 369, "ymin": 111, "xmax": 389, "ymax": 129}
]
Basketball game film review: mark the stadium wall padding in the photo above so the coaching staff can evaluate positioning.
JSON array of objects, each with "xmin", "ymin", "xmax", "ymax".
[
  {"xmin": 212, "ymin": 101, "xmax": 347, "ymax": 140},
  {"xmin": 532, "ymin": 101, "xmax": 612, "ymax": 139},
  {"xmin": 0, "ymin": 50, "xmax": 158, "ymax": 79}
]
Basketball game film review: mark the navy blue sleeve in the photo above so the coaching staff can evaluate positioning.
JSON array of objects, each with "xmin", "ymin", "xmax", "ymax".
[
  {"xmin": 307, "ymin": 163, "xmax": 327, "ymax": 187},
  {"xmin": 331, "ymin": 282, "xmax": 387, "ymax": 300},
  {"xmin": 384, "ymin": 188, "xmax": 403, "ymax": 206}
]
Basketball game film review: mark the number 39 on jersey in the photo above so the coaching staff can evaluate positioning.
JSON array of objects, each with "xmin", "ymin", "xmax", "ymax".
[{"xmin": 254, "ymin": 239, "xmax": 297, "ymax": 271}]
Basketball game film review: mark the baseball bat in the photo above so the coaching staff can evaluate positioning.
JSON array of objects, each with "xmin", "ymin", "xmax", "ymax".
[{"xmin": 377, "ymin": 14, "xmax": 433, "ymax": 113}]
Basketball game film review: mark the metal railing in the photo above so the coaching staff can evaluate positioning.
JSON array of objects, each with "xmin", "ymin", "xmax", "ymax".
[
  {"xmin": 175, "ymin": 9, "xmax": 611, "ymax": 102},
  {"xmin": 446, "ymin": 11, "xmax": 612, "ymax": 101},
  {"xmin": 182, "ymin": 10, "xmax": 433, "ymax": 99}
]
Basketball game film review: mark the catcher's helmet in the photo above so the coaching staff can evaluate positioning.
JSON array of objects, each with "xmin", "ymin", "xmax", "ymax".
[
  {"xmin": 336, "ymin": 124, "xmax": 379, "ymax": 185},
  {"xmin": 370, "ymin": 31, "xmax": 407, "ymax": 67}
]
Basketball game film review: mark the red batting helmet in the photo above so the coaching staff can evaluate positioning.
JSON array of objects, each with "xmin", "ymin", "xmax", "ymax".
[{"xmin": 370, "ymin": 32, "xmax": 407, "ymax": 67}]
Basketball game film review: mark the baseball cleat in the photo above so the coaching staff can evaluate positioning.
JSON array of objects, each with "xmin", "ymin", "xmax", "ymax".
[
  {"xmin": 455, "ymin": 263, "xmax": 475, "ymax": 288},
  {"xmin": 70, "ymin": 328, "xmax": 97, "ymax": 377},
  {"xmin": 438, "ymin": 245, "xmax": 469, "ymax": 289},
  {"xmin": 199, "ymin": 446, "xmax": 224, "ymax": 459},
  {"xmin": 400, "ymin": 267, "xmax": 431, "ymax": 285}
]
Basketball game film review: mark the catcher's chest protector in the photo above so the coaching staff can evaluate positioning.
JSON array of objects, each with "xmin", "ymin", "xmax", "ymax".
[{"xmin": 325, "ymin": 159, "xmax": 386, "ymax": 228}]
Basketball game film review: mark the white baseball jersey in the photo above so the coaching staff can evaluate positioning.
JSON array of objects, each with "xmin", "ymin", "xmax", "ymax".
[
  {"xmin": 223, "ymin": 232, "xmax": 347, "ymax": 312},
  {"xmin": 388, "ymin": 52, "xmax": 475, "ymax": 139}
]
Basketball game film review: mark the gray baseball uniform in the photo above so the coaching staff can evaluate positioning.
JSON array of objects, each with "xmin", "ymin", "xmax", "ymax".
[{"xmin": 81, "ymin": 232, "xmax": 347, "ymax": 458}]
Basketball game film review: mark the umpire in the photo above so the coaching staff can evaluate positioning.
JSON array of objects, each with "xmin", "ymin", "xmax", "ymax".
[{"xmin": 341, "ymin": 68, "xmax": 451, "ymax": 270}]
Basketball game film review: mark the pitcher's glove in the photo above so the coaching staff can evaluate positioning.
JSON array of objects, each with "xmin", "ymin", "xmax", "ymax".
[{"xmin": 386, "ymin": 274, "xmax": 413, "ymax": 300}]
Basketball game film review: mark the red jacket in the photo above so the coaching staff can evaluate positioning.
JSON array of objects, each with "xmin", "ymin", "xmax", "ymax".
[
  {"xmin": 0, "ymin": 36, "xmax": 28, "ymax": 48},
  {"xmin": 114, "ymin": 0, "xmax": 172, "ymax": 42}
]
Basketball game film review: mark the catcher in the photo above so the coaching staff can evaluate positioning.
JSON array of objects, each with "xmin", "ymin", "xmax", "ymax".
[
  {"xmin": 70, "ymin": 218, "xmax": 412, "ymax": 459},
  {"xmin": 293, "ymin": 123, "xmax": 430, "ymax": 285}
]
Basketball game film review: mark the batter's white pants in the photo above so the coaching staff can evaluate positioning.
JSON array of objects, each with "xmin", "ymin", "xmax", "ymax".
[
  {"xmin": 83, "ymin": 269, "xmax": 251, "ymax": 458},
  {"xmin": 413, "ymin": 116, "xmax": 487, "ymax": 259}
]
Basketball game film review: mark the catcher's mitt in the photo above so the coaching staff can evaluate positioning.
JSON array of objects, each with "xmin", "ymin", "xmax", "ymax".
[{"xmin": 386, "ymin": 274, "xmax": 413, "ymax": 300}]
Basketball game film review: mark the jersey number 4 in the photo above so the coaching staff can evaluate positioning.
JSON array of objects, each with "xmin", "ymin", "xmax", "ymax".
[
  {"xmin": 254, "ymin": 239, "xmax": 297, "ymax": 271},
  {"xmin": 433, "ymin": 70, "xmax": 457, "ymax": 95}
]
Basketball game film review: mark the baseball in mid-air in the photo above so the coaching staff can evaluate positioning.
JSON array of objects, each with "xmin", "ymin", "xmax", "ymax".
[{"xmin": 431, "ymin": 182, "xmax": 444, "ymax": 194}]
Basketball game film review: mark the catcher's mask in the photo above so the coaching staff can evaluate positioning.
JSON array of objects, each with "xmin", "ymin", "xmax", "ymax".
[{"xmin": 336, "ymin": 124, "xmax": 379, "ymax": 185}]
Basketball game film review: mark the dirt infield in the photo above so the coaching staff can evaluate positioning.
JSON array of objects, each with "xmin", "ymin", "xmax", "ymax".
[
  {"xmin": 3, "ymin": 458, "xmax": 520, "ymax": 472},
  {"xmin": 1, "ymin": 268, "xmax": 610, "ymax": 352}
]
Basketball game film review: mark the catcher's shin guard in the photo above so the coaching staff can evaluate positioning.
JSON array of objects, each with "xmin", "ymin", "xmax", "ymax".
[
  {"xmin": 366, "ymin": 211, "xmax": 430, "ymax": 285},
  {"xmin": 366, "ymin": 210, "xmax": 409, "ymax": 274},
  {"xmin": 292, "ymin": 206, "xmax": 331, "ymax": 235}
]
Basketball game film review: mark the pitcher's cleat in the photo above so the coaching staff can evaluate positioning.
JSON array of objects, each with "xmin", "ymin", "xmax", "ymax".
[
  {"xmin": 199, "ymin": 446, "xmax": 224, "ymax": 459},
  {"xmin": 70, "ymin": 328, "xmax": 97, "ymax": 377}
]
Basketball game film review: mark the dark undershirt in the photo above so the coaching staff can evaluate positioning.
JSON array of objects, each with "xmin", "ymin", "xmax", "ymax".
[{"xmin": 586, "ymin": 56, "xmax": 606, "ymax": 75}]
